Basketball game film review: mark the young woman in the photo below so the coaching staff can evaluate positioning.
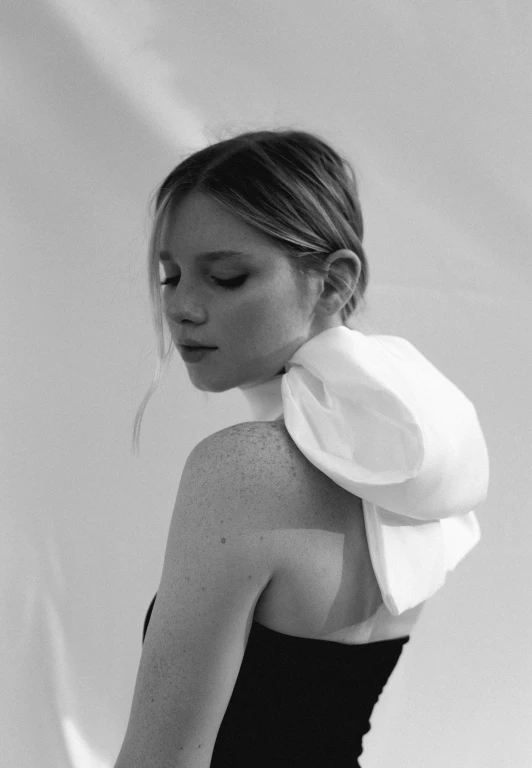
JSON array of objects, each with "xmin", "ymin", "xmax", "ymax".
[{"xmin": 114, "ymin": 129, "xmax": 489, "ymax": 767}]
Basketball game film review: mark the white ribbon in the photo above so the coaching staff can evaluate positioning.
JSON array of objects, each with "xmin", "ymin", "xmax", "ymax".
[{"xmin": 241, "ymin": 326, "xmax": 489, "ymax": 616}]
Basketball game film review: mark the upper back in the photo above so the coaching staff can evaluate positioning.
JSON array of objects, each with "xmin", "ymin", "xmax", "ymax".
[{"xmin": 243, "ymin": 418, "xmax": 426, "ymax": 644}]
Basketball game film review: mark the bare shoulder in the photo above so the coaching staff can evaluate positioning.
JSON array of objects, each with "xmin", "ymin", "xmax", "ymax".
[
  {"xmin": 197, "ymin": 418, "xmax": 304, "ymax": 471},
  {"xmin": 194, "ymin": 419, "xmax": 351, "ymax": 527},
  {"xmin": 192, "ymin": 419, "xmax": 299, "ymax": 488},
  {"xmin": 179, "ymin": 421, "xmax": 307, "ymax": 563}
]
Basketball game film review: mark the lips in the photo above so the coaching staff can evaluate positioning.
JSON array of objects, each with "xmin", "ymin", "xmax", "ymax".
[
  {"xmin": 180, "ymin": 344, "xmax": 216, "ymax": 350},
  {"xmin": 178, "ymin": 345, "xmax": 217, "ymax": 363}
]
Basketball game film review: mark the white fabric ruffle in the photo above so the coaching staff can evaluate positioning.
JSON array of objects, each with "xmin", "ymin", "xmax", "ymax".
[{"xmin": 240, "ymin": 326, "xmax": 489, "ymax": 616}]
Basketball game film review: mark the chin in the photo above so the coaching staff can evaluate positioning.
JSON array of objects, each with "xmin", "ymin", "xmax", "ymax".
[{"xmin": 188, "ymin": 376, "xmax": 234, "ymax": 394}]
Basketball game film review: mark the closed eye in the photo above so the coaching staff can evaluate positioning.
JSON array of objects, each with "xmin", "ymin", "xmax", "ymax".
[{"xmin": 160, "ymin": 276, "xmax": 247, "ymax": 290}]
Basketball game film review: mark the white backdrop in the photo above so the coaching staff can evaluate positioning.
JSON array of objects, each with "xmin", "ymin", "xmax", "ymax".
[{"xmin": 2, "ymin": 1, "xmax": 531, "ymax": 766}]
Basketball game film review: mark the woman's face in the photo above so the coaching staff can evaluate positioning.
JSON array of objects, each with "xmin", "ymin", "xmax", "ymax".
[{"xmin": 159, "ymin": 192, "xmax": 343, "ymax": 392}]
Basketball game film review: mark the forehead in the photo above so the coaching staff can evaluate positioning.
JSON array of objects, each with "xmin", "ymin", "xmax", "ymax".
[{"xmin": 158, "ymin": 192, "xmax": 284, "ymax": 263}]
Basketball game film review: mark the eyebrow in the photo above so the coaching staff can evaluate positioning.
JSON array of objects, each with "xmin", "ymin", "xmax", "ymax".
[{"xmin": 158, "ymin": 249, "xmax": 253, "ymax": 263}]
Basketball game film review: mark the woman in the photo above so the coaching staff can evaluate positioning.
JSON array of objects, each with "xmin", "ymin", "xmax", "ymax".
[{"xmin": 114, "ymin": 129, "xmax": 489, "ymax": 767}]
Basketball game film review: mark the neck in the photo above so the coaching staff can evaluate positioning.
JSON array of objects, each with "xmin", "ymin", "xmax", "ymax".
[{"xmin": 239, "ymin": 371, "xmax": 284, "ymax": 422}]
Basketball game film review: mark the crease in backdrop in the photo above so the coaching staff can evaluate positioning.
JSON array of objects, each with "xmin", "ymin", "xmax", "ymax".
[{"xmin": 2, "ymin": 1, "xmax": 531, "ymax": 766}]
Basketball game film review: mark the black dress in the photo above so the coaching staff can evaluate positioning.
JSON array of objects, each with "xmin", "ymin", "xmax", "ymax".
[{"xmin": 142, "ymin": 592, "xmax": 409, "ymax": 767}]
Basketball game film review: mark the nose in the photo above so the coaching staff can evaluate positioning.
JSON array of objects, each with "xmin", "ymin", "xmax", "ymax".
[{"xmin": 164, "ymin": 287, "xmax": 206, "ymax": 326}]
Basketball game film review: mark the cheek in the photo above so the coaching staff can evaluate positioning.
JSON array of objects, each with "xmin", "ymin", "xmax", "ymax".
[
  {"xmin": 232, "ymin": 288, "xmax": 300, "ymax": 345},
  {"xmin": 225, "ymin": 296, "xmax": 272, "ymax": 342}
]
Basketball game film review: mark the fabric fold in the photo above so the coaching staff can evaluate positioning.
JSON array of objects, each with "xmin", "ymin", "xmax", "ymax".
[{"xmin": 240, "ymin": 326, "xmax": 489, "ymax": 616}]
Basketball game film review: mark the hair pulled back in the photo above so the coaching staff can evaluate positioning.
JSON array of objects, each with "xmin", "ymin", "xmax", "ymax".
[{"xmin": 132, "ymin": 127, "xmax": 370, "ymax": 455}]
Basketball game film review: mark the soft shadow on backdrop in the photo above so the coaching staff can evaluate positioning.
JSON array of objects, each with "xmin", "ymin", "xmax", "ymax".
[{"xmin": 2, "ymin": 1, "xmax": 531, "ymax": 766}]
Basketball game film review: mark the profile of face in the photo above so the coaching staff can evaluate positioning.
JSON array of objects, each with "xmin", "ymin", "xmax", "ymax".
[{"xmin": 159, "ymin": 192, "xmax": 360, "ymax": 392}]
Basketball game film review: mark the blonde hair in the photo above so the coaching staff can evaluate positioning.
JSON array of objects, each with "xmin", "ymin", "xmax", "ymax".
[{"xmin": 131, "ymin": 127, "xmax": 370, "ymax": 455}]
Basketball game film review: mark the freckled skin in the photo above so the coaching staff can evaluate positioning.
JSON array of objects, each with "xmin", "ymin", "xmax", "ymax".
[{"xmin": 159, "ymin": 192, "xmax": 361, "ymax": 394}]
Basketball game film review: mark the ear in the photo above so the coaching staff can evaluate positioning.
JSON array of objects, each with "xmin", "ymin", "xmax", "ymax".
[
  {"xmin": 318, "ymin": 249, "xmax": 361, "ymax": 313},
  {"xmin": 325, "ymin": 249, "xmax": 361, "ymax": 283}
]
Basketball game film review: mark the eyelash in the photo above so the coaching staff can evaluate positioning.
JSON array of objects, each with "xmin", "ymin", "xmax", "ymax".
[{"xmin": 159, "ymin": 276, "xmax": 247, "ymax": 290}]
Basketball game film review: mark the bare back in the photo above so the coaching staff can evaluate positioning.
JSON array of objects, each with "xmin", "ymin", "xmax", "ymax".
[{"xmin": 250, "ymin": 419, "xmax": 426, "ymax": 644}]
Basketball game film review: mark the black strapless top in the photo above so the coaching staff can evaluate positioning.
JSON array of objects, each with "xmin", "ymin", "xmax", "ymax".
[{"xmin": 142, "ymin": 592, "xmax": 409, "ymax": 767}]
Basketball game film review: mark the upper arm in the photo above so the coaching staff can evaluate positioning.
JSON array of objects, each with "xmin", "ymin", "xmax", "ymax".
[{"xmin": 114, "ymin": 426, "xmax": 276, "ymax": 768}]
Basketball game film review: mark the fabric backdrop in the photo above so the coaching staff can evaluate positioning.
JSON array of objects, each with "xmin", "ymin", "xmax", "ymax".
[{"xmin": 2, "ymin": 1, "xmax": 531, "ymax": 766}]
